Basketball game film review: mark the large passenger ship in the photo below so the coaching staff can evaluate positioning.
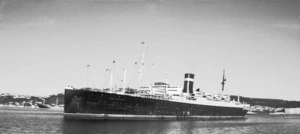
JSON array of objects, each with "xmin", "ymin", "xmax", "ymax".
[
  {"xmin": 64, "ymin": 74, "xmax": 247, "ymax": 120},
  {"xmin": 64, "ymin": 42, "xmax": 248, "ymax": 120}
]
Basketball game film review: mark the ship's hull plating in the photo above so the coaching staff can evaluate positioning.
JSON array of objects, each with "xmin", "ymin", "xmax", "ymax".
[{"xmin": 64, "ymin": 89, "xmax": 247, "ymax": 120}]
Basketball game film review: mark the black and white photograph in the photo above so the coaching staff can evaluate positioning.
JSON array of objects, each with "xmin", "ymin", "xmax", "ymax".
[{"xmin": 0, "ymin": 0, "xmax": 300, "ymax": 133}]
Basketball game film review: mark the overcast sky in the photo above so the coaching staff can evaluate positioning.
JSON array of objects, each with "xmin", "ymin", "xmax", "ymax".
[{"xmin": 0, "ymin": 0, "xmax": 299, "ymax": 100}]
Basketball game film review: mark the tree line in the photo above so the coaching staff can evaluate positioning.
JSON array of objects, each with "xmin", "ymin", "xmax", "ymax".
[{"xmin": 231, "ymin": 95, "xmax": 300, "ymax": 108}]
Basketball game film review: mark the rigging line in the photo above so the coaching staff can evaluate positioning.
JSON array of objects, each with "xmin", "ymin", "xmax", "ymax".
[
  {"xmin": 115, "ymin": 60, "xmax": 125, "ymax": 70},
  {"xmin": 116, "ymin": 61, "xmax": 127, "ymax": 89},
  {"xmin": 128, "ymin": 61, "xmax": 139, "ymax": 87},
  {"xmin": 139, "ymin": 65, "xmax": 149, "ymax": 86},
  {"xmin": 101, "ymin": 71, "xmax": 110, "ymax": 89},
  {"xmin": 127, "ymin": 65, "xmax": 134, "ymax": 87},
  {"xmin": 102, "ymin": 65, "xmax": 111, "ymax": 89},
  {"xmin": 115, "ymin": 61, "xmax": 125, "ymax": 87},
  {"xmin": 113, "ymin": 62, "xmax": 121, "ymax": 89},
  {"xmin": 127, "ymin": 66, "xmax": 134, "ymax": 87}
]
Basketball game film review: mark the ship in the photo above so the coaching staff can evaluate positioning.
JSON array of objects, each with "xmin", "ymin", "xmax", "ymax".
[
  {"xmin": 64, "ymin": 73, "xmax": 247, "ymax": 120},
  {"xmin": 37, "ymin": 96, "xmax": 64, "ymax": 111},
  {"xmin": 63, "ymin": 42, "xmax": 248, "ymax": 120}
]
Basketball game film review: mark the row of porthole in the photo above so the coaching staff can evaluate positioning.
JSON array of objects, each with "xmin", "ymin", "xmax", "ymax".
[
  {"xmin": 108, "ymin": 101, "xmax": 182, "ymax": 109},
  {"xmin": 93, "ymin": 102, "xmax": 203, "ymax": 114},
  {"xmin": 97, "ymin": 99, "xmax": 203, "ymax": 110},
  {"xmin": 132, "ymin": 109, "xmax": 175, "ymax": 114},
  {"xmin": 99, "ymin": 101, "xmax": 199, "ymax": 111}
]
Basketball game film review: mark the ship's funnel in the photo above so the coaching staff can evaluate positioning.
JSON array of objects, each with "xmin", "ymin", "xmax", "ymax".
[{"xmin": 183, "ymin": 73, "xmax": 194, "ymax": 94}]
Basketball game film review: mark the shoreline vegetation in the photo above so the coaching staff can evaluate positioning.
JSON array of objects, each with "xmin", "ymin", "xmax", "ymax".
[
  {"xmin": 0, "ymin": 93, "xmax": 64, "ymax": 108},
  {"xmin": 1, "ymin": 92, "xmax": 300, "ymax": 113},
  {"xmin": 231, "ymin": 95, "xmax": 300, "ymax": 108}
]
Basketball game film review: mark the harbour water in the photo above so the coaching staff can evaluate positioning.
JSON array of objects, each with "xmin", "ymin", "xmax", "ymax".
[{"xmin": 1, "ymin": 108, "xmax": 300, "ymax": 134}]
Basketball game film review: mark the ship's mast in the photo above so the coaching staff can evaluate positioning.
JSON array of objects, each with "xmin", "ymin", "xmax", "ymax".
[
  {"xmin": 87, "ymin": 65, "xmax": 91, "ymax": 87},
  {"xmin": 110, "ymin": 69, "xmax": 113, "ymax": 92},
  {"xmin": 138, "ymin": 42, "xmax": 146, "ymax": 91},
  {"xmin": 221, "ymin": 69, "xmax": 226, "ymax": 99},
  {"xmin": 122, "ymin": 68, "xmax": 126, "ymax": 94}
]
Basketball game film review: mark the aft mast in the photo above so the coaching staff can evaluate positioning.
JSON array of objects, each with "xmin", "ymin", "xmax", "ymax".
[
  {"xmin": 138, "ymin": 42, "xmax": 146, "ymax": 91},
  {"xmin": 86, "ymin": 65, "xmax": 91, "ymax": 87},
  {"xmin": 122, "ymin": 68, "xmax": 126, "ymax": 94},
  {"xmin": 221, "ymin": 69, "xmax": 226, "ymax": 99}
]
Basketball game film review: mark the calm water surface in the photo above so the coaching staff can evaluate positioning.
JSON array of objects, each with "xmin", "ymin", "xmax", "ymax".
[{"xmin": 1, "ymin": 108, "xmax": 300, "ymax": 134}]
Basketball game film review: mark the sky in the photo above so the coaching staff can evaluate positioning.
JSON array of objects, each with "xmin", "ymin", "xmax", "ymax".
[{"xmin": 0, "ymin": 0, "xmax": 299, "ymax": 100}]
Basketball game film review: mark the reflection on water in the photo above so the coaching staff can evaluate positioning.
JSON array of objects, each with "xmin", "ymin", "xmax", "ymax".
[
  {"xmin": 0, "ymin": 108, "xmax": 63, "ymax": 134},
  {"xmin": 1, "ymin": 108, "xmax": 300, "ymax": 134}
]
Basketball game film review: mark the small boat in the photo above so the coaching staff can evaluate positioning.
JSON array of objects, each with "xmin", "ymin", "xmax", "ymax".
[
  {"xmin": 270, "ymin": 108, "xmax": 285, "ymax": 115},
  {"xmin": 37, "ymin": 103, "xmax": 52, "ymax": 108},
  {"xmin": 37, "ymin": 96, "xmax": 63, "ymax": 110},
  {"xmin": 247, "ymin": 111, "xmax": 257, "ymax": 115},
  {"xmin": 37, "ymin": 98, "xmax": 52, "ymax": 108}
]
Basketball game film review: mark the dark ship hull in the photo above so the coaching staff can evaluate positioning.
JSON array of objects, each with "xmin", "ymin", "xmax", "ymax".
[{"xmin": 64, "ymin": 89, "xmax": 248, "ymax": 120}]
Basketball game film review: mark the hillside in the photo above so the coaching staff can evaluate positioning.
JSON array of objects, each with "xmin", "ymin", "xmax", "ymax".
[
  {"xmin": 1, "ymin": 93, "xmax": 300, "ymax": 108},
  {"xmin": 231, "ymin": 95, "xmax": 300, "ymax": 108}
]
